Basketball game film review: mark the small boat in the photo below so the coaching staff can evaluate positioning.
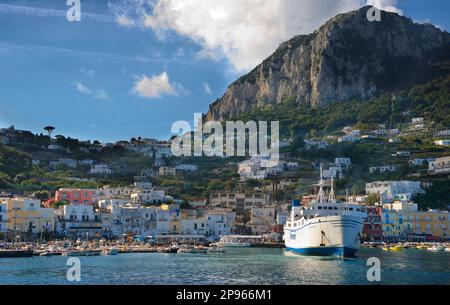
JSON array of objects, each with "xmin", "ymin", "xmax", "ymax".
[
  {"xmin": 427, "ymin": 245, "xmax": 446, "ymax": 252},
  {"xmin": 444, "ymin": 247, "xmax": 450, "ymax": 252},
  {"xmin": 389, "ymin": 246, "xmax": 403, "ymax": 252},
  {"xmin": 102, "ymin": 248, "xmax": 119, "ymax": 255},
  {"xmin": 177, "ymin": 244, "xmax": 208, "ymax": 254},
  {"xmin": 416, "ymin": 245, "xmax": 428, "ymax": 250},
  {"xmin": 208, "ymin": 246, "xmax": 225, "ymax": 253},
  {"xmin": 64, "ymin": 248, "xmax": 102, "ymax": 256},
  {"xmin": 0, "ymin": 249, "xmax": 34, "ymax": 258}
]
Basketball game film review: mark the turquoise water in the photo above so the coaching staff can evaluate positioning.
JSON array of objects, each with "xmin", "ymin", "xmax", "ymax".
[{"xmin": 0, "ymin": 248, "xmax": 449, "ymax": 285}]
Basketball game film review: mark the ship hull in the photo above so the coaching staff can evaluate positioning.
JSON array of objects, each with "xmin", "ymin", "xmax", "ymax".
[{"xmin": 284, "ymin": 215, "xmax": 363, "ymax": 258}]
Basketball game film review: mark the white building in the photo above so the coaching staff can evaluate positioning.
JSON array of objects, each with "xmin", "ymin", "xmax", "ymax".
[
  {"xmin": 180, "ymin": 216, "xmax": 208, "ymax": 235},
  {"xmin": 338, "ymin": 135, "xmax": 359, "ymax": 143},
  {"xmin": 322, "ymin": 167, "xmax": 343, "ymax": 179},
  {"xmin": 249, "ymin": 206, "xmax": 275, "ymax": 235},
  {"xmin": 98, "ymin": 198, "xmax": 130, "ymax": 210},
  {"xmin": 90, "ymin": 164, "xmax": 113, "ymax": 175},
  {"xmin": 410, "ymin": 158, "xmax": 435, "ymax": 166},
  {"xmin": 209, "ymin": 192, "xmax": 268, "ymax": 210},
  {"xmin": 206, "ymin": 209, "xmax": 236, "ymax": 239},
  {"xmin": 238, "ymin": 155, "xmax": 285, "ymax": 180},
  {"xmin": 335, "ymin": 158, "xmax": 351, "ymax": 168},
  {"xmin": 130, "ymin": 188, "xmax": 166, "ymax": 204},
  {"xmin": 366, "ymin": 181, "xmax": 425, "ymax": 201},
  {"xmin": 159, "ymin": 166, "xmax": 176, "ymax": 176},
  {"xmin": 0, "ymin": 202, "xmax": 7, "ymax": 233},
  {"xmin": 369, "ymin": 165, "xmax": 398, "ymax": 174},
  {"xmin": 434, "ymin": 140, "xmax": 450, "ymax": 147},
  {"xmin": 57, "ymin": 204, "xmax": 102, "ymax": 238},
  {"xmin": 428, "ymin": 156, "xmax": 450, "ymax": 174},
  {"xmin": 383, "ymin": 201, "xmax": 418, "ymax": 212},
  {"xmin": 304, "ymin": 140, "xmax": 329, "ymax": 150},
  {"xmin": 110, "ymin": 205, "xmax": 158, "ymax": 237},
  {"xmin": 286, "ymin": 162, "xmax": 299, "ymax": 170},
  {"xmin": 175, "ymin": 164, "xmax": 198, "ymax": 172}
]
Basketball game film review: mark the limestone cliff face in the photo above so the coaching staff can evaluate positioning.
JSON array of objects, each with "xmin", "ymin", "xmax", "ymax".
[{"xmin": 205, "ymin": 6, "xmax": 450, "ymax": 121}]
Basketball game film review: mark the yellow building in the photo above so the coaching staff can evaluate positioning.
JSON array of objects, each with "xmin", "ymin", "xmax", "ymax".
[
  {"xmin": 382, "ymin": 201, "xmax": 449, "ymax": 240},
  {"xmin": 2, "ymin": 198, "xmax": 55, "ymax": 235},
  {"xmin": 409, "ymin": 210, "xmax": 448, "ymax": 239},
  {"xmin": 161, "ymin": 204, "xmax": 181, "ymax": 234}
]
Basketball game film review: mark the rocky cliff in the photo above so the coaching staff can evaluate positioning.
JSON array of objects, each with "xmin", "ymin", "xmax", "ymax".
[{"xmin": 205, "ymin": 6, "xmax": 450, "ymax": 121}]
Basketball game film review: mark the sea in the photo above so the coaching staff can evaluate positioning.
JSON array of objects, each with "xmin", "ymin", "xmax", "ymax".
[{"xmin": 0, "ymin": 248, "xmax": 449, "ymax": 285}]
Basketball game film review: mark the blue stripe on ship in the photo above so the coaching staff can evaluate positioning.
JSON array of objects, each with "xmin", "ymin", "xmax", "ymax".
[
  {"xmin": 286, "ymin": 246, "xmax": 357, "ymax": 258},
  {"xmin": 287, "ymin": 219, "xmax": 362, "ymax": 232}
]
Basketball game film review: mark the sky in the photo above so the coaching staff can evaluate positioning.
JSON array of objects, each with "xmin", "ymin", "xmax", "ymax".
[{"xmin": 0, "ymin": 0, "xmax": 449, "ymax": 143}]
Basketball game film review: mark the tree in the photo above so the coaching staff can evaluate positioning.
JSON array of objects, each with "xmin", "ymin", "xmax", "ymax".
[
  {"xmin": 34, "ymin": 190, "xmax": 50, "ymax": 201},
  {"xmin": 44, "ymin": 126, "xmax": 55, "ymax": 137},
  {"xmin": 367, "ymin": 193, "xmax": 380, "ymax": 206}
]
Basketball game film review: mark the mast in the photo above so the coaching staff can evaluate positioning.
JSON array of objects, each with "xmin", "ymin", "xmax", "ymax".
[
  {"xmin": 328, "ymin": 177, "xmax": 336, "ymax": 203},
  {"xmin": 317, "ymin": 164, "xmax": 326, "ymax": 203}
]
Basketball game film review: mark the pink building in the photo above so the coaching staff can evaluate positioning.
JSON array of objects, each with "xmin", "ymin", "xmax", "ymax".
[{"xmin": 55, "ymin": 189, "xmax": 97, "ymax": 205}]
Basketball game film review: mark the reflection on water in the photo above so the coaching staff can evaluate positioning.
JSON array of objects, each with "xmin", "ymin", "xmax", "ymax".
[{"xmin": 0, "ymin": 248, "xmax": 448, "ymax": 285}]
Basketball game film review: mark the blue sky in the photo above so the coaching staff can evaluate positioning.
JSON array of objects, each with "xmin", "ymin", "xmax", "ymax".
[{"xmin": 0, "ymin": 0, "xmax": 448, "ymax": 143}]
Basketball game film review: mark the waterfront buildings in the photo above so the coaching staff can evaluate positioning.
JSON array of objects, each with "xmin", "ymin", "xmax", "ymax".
[
  {"xmin": 362, "ymin": 206, "xmax": 383, "ymax": 242},
  {"xmin": 209, "ymin": 192, "xmax": 268, "ymax": 210},
  {"xmin": 0, "ymin": 202, "xmax": 7, "ymax": 234},
  {"xmin": 1, "ymin": 198, "xmax": 54, "ymax": 236},
  {"xmin": 55, "ymin": 189, "xmax": 97, "ymax": 205},
  {"xmin": 249, "ymin": 206, "xmax": 276, "ymax": 235},
  {"xmin": 56, "ymin": 204, "xmax": 102, "ymax": 238},
  {"xmin": 381, "ymin": 200, "xmax": 449, "ymax": 241}
]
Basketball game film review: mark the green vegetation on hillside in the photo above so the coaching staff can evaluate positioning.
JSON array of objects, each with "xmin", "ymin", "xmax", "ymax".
[{"xmin": 239, "ymin": 76, "xmax": 450, "ymax": 138}]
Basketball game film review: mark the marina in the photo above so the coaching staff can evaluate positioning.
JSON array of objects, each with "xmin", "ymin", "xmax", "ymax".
[{"xmin": 0, "ymin": 247, "xmax": 449, "ymax": 285}]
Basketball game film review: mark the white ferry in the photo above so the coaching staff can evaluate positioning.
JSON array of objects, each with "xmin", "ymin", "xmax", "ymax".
[{"xmin": 284, "ymin": 168, "xmax": 366, "ymax": 258}]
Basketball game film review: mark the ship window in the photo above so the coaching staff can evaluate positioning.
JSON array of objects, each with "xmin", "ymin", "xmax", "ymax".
[
  {"xmin": 334, "ymin": 207, "xmax": 338, "ymax": 210},
  {"xmin": 349, "ymin": 208, "xmax": 354, "ymax": 211},
  {"xmin": 328, "ymin": 207, "xmax": 333, "ymax": 210},
  {"xmin": 318, "ymin": 207, "xmax": 322, "ymax": 210}
]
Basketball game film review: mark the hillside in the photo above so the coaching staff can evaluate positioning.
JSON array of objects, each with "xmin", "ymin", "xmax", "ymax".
[
  {"xmin": 206, "ymin": 6, "xmax": 450, "ymax": 121},
  {"xmin": 238, "ymin": 76, "xmax": 450, "ymax": 138}
]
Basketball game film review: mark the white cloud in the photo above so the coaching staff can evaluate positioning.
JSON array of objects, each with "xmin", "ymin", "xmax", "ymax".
[
  {"xmin": 73, "ymin": 82, "xmax": 109, "ymax": 100},
  {"xmin": 366, "ymin": 0, "xmax": 402, "ymax": 15},
  {"xmin": 116, "ymin": 15, "xmax": 136, "ymax": 27},
  {"xmin": 74, "ymin": 82, "xmax": 92, "ymax": 94},
  {"xmin": 141, "ymin": 0, "xmax": 403, "ymax": 73},
  {"xmin": 80, "ymin": 68, "xmax": 95, "ymax": 77},
  {"xmin": 132, "ymin": 72, "xmax": 186, "ymax": 98},
  {"xmin": 94, "ymin": 90, "xmax": 109, "ymax": 101},
  {"xmin": 203, "ymin": 82, "xmax": 212, "ymax": 95}
]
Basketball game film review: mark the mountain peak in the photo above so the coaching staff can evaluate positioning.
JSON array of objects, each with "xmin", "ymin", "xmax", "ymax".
[{"xmin": 206, "ymin": 6, "xmax": 450, "ymax": 121}]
